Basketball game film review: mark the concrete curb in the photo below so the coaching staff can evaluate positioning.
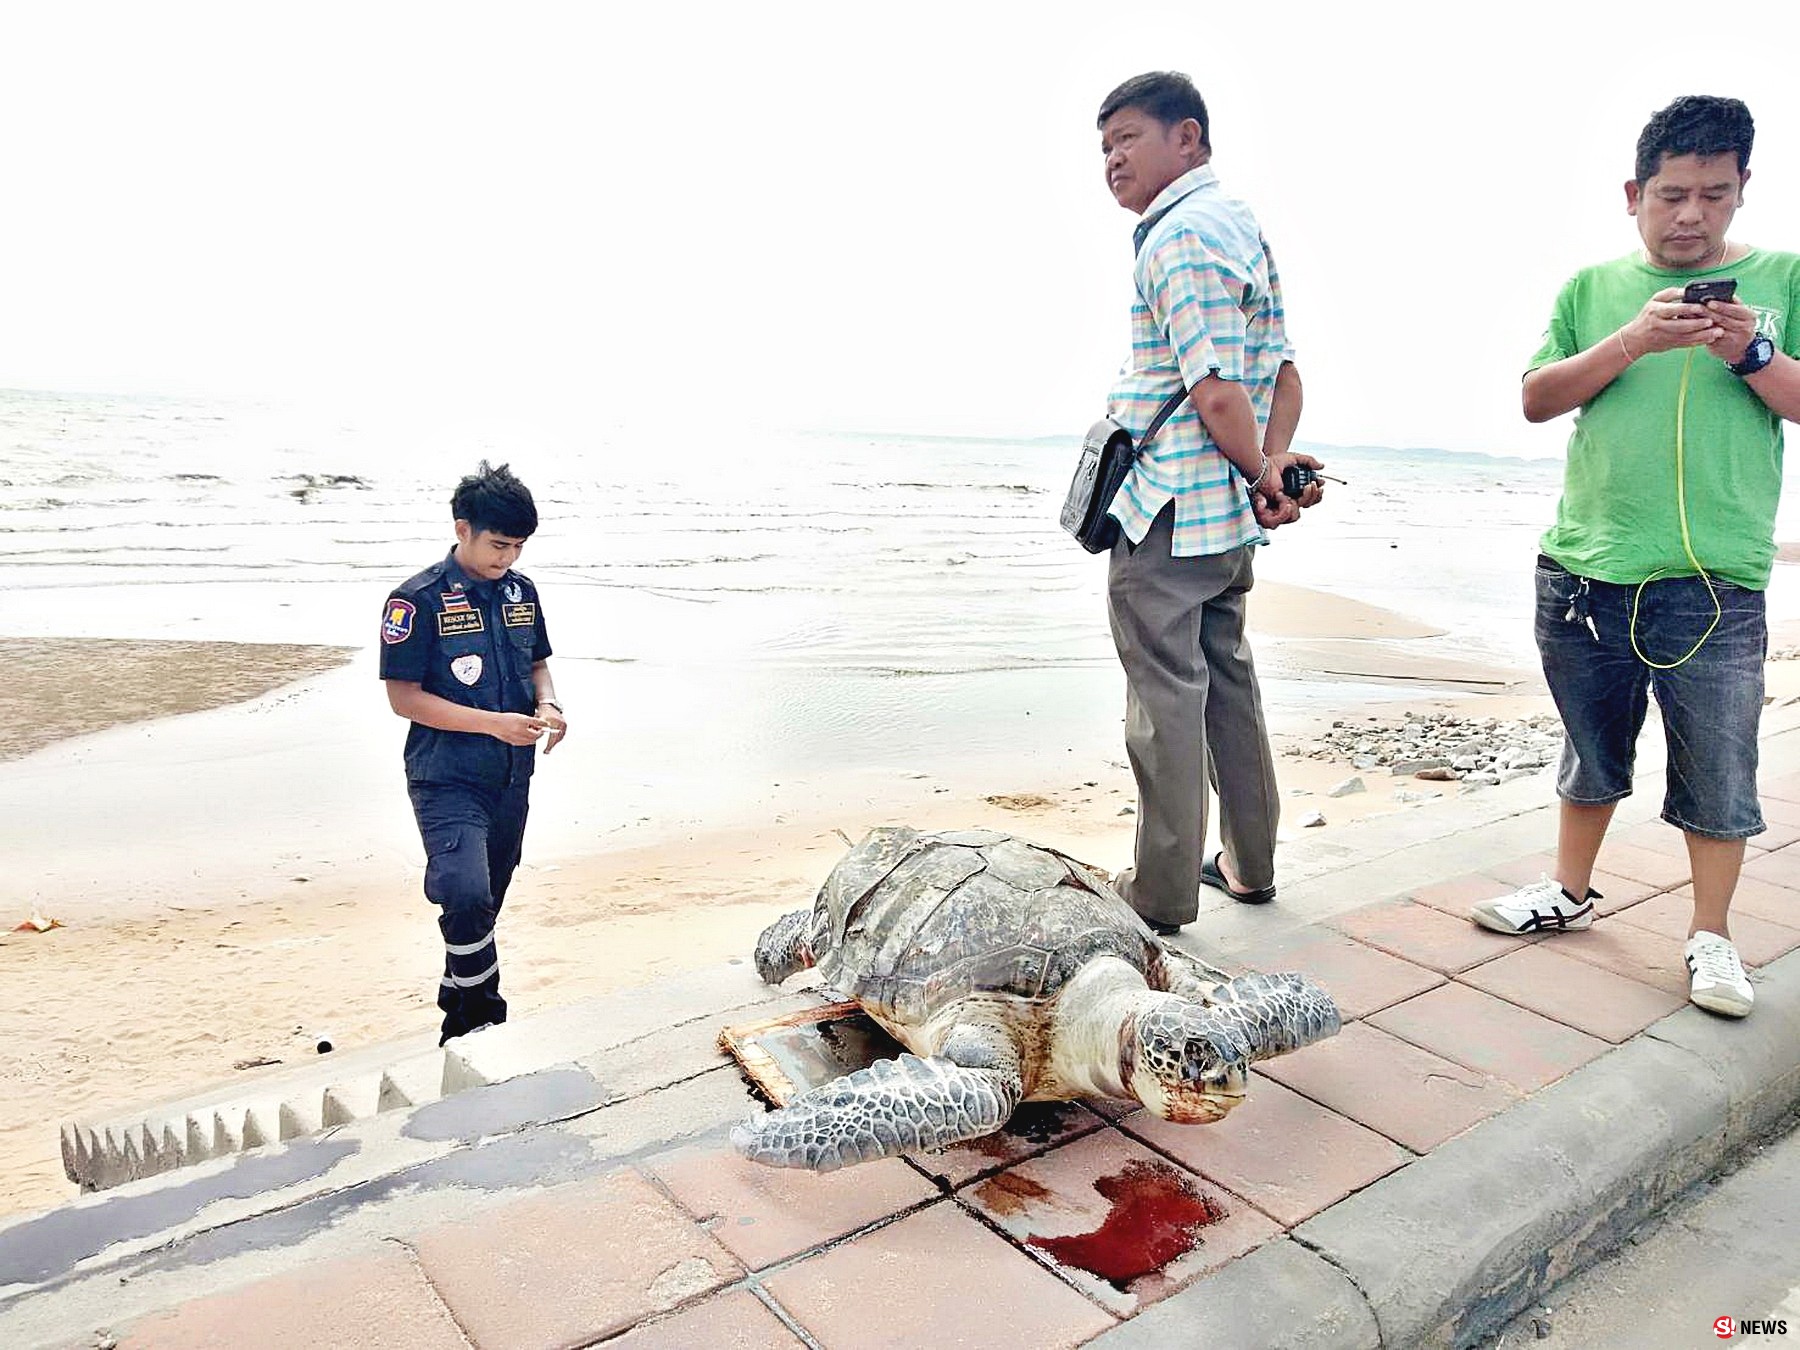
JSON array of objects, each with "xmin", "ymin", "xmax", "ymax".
[
  {"xmin": 1090, "ymin": 1237, "xmax": 1379, "ymax": 1349},
  {"xmin": 1101, "ymin": 946, "xmax": 1800, "ymax": 1350}
]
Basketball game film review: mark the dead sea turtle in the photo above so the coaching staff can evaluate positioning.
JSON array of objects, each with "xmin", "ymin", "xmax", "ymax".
[{"xmin": 734, "ymin": 826, "xmax": 1339, "ymax": 1170}]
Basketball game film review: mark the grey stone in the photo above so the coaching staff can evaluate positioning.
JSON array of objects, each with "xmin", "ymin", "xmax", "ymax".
[
  {"xmin": 1390, "ymin": 758, "xmax": 1448, "ymax": 775},
  {"xmin": 1327, "ymin": 776, "xmax": 1366, "ymax": 798}
]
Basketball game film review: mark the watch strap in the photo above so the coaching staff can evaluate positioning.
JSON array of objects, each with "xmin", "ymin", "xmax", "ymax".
[{"xmin": 1729, "ymin": 335, "xmax": 1775, "ymax": 376}]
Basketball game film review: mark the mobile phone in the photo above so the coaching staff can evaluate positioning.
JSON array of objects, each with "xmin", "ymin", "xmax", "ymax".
[{"xmin": 1683, "ymin": 278, "xmax": 1737, "ymax": 305}]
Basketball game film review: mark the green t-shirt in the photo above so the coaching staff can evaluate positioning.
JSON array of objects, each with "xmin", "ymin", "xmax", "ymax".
[{"xmin": 1529, "ymin": 248, "xmax": 1800, "ymax": 589}]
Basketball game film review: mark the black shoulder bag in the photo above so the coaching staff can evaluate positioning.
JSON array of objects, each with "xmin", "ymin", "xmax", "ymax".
[{"xmin": 1058, "ymin": 387, "xmax": 1187, "ymax": 554}]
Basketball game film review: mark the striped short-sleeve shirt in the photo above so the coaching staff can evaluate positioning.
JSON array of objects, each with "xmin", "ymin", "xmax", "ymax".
[{"xmin": 1106, "ymin": 165, "xmax": 1296, "ymax": 557}]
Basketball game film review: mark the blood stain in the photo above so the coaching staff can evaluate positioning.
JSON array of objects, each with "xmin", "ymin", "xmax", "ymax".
[{"xmin": 1027, "ymin": 1159, "xmax": 1225, "ymax": 1288}]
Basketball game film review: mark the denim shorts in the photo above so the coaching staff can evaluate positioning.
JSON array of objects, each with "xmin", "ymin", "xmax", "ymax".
[{"xmin": 1534, "ymin": 555, "xmax": 1765, "ymax": 839}]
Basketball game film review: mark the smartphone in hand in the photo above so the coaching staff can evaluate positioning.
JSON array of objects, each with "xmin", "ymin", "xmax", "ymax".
[{"xmin": 1683, "ymin": 278, "xmax": 1738, "ymax": 305}]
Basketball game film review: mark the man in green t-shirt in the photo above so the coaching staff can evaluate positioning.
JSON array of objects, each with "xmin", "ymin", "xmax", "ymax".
[{"xmin": 1470, "ymin": 95, "xmax": 1800, "ymax": 1020}]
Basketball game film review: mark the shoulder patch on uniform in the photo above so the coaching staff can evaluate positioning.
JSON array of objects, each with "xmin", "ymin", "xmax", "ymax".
[
  {"xmin": 503, "ymin": 579, "xmax": 523, "ymax": 604},
  {"xmin": 382, "ymin": 597, "xmax": 417, "ymax": 644}
]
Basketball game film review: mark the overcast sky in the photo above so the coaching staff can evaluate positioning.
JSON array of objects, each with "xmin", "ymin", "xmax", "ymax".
[{"xmin": 4, "ymin": 1, "xmax": 1799, "ymax": 456}]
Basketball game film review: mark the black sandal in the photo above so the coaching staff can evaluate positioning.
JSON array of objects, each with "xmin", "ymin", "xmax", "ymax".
[{"xmin": 1201, "ymin": 852, "xmax": 1276, "ymax": 905}]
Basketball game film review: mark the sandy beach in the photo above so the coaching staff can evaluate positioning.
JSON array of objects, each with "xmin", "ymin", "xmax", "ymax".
[{"xmin": 0, "ymin": 578, "xmax": 1549, "ymax": 1221}]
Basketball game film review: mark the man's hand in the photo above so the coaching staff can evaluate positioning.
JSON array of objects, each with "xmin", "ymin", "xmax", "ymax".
[
  {"xmin": 490, "ymin": 712, "xmax": 550, "ymax": 746},
  {"xmin": 1700, "ymin": 298, "xmax": 1761, "ymax": 367},
  {"xmin": 1252, "ymin": 492, "xmax": 1299, "ymax": 530},
  {"xmin": 1251, "ymin": 450, "xmax": 1326, "ymax": 528},
  {"xmin": 1623, "ymin": 288, "xmax": 1723, "ymax": 357},
  {"xmin": 537, "ymin": 705, "xmax": 568, "ymax": 754}
]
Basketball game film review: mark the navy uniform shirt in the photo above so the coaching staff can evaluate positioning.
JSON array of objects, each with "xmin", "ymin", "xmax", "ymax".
[{"xmin": 378, "ymin": 549, "xmax": 553, "ymax": 787}]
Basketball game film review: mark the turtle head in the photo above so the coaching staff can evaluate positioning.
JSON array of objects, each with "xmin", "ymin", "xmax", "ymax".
[
  {"xmin": 1125, "ymin": 974, "xmax": 1340, "ymax": 1123},
  {"xmin": 1125, "ymin": 997, "xmax": 1250, "ymax": 1124}
]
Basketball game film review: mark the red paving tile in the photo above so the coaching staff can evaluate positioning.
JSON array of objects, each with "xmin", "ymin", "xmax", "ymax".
[
  {"xmin": 1254, "ymin": 1022, "xmax": 1518, "ymax": 1152},
  {"xmin": 1610, "ymin": 890, "xmax": 1800, "ymax": 967},
  {"xmin": 959, "ymin": 1129, "xmax": 1279, "ymax": 1317},
  {"xmin": 763, "ymin": 1201, "xmax": 1115, "ymax": 1350},
  {"xmin": 645, "ymin": 1143, "xmax": 938, "ymax": 1270},
  {"xmin": 1757, "ymin": 795, "xmax": 1800, "ymax": 848},
  {"xmin": 1479, "ymin": 851, "xmax": 1559, "ymax": 888},
  {"xmin": 1458, "ymin": 944, "xmax": 1686, "ymax": 1043},
  {"xmin": 1759, "ymin": 771, "xmax": 1800, "ymax": 804},
  {"xmin": 907, "ymin": 1101, "xmax": 1107, "ymax": 1187},
  {"xmin": 1593, "ymin": 840, "xmax": 1692, "ymax": 889},
  {"xmin": 1614, "ymin": 819, "xmax": 1698, "ymax": 859},
  {"xmin": 1405, "ymin": 872, "xmax": 1516, "ymax": 917},
  {"xmin": 609, "ymin": 1291, "xmax": 804, "ymax": 1349},
  {"xmin": 1541, "ymin": 919, "xmax": 1690, "ymax": 996},
  {"xmin": 1249, "ymin": 927, "xmax": 1443, "ymax": 1019},
  {"xmin": 1326, "ymin": 898, "xmax": 1524, "ymax": 974},
  {"xmin": 1366, "ymin": 982, "xmax": 1610, "ymax": 1093},
  {"xmin": 1668, "ymin": 876, "xmax": 1800, "ymax": 929},
  {"xmin": 411, "ymin": 1170, "xmax": 740, "ymax": 1350},
  {"xmin": 1119, "ymin": 1076, "xmax": 1410, "ymax": 1227},
  {"xmin": 117, "ymin": 1249, "xmax": 467, "ymax": 1350},
  {"xmin": 1741, "ymin": 845, "xmax": 1800, "ymax": 893}
]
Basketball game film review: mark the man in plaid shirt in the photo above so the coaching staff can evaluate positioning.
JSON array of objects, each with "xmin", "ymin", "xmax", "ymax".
[{"xmin": 1097, "ymin": 71, "xmax": 1324, "ymax": 935}]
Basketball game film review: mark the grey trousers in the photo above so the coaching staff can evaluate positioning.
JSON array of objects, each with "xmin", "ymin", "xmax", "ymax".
[{"xmin": 1107, "ymin": 507, "xmax": 1280, "ymax": 926}]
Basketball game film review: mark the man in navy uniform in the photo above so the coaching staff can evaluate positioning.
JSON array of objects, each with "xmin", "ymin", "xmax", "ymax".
[{"xmin": 379, "ymin": 462, "xmax": 566, "ymax": 1044}]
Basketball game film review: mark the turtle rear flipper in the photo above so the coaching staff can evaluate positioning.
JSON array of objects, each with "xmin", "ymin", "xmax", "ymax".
[
  {"xmin": 1195, "ymin": 972, "xmax": 1341, "ymax": 1064},
  {"xmin": 753, "ymin": 909, "xmax": 816, "ymax": 985},
  {"xmin": 731, "ymin": 1052, "xmax": 1023, "ymax": 1171}
]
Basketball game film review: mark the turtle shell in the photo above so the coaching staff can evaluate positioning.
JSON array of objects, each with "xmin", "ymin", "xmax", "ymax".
[{"xmin": 810, "ymin": 826, "xmax": 1159, "ymax": 1027}]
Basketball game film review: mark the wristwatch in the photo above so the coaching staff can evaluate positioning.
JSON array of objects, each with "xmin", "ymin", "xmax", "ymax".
[
  {"xmin": 1728, "ymin": 334, "xmax": 1776, "ymax": 376},
  {"xmin": 537, "ymin": 698, "xmax": 563, "ymax": 714}
]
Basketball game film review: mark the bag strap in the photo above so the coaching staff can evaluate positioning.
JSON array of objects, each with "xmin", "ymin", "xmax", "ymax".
[{"xmin": 1138, "ymin": 387, "xmax": 1188, "ymax": 450}]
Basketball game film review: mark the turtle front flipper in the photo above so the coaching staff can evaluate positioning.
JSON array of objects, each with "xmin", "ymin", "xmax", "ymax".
[
  {"xmin": 1195, "ymin": 972, "xmax": 1341, "ymax": 1063},
  {"xmin": 731, "ymin": 1052, "xmax": 1024, "ymax": 1171},
  {"xmin": 752, "ymin": 909, "xmax": 816, "ymax": 985}
]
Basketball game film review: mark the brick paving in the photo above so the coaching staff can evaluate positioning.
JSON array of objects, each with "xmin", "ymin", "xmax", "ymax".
[{"xmin": 103, "ymin": 809, "xmax": 1800, "ymax": 1349}]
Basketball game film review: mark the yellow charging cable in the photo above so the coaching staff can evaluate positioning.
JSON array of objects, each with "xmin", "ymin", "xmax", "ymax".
[{"xmin": 1627, "ymin": 347, "xmax": 1721, "ymax": 668}]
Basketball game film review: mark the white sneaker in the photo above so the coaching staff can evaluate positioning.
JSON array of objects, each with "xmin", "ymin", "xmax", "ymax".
[
  {"xmin": 1684, "ymin": 931, "xmax": 1754, "ymax": 1018},
  {"xmin": 1468, "ymin": 875, "xmax": 1597, "ymax": 935}
]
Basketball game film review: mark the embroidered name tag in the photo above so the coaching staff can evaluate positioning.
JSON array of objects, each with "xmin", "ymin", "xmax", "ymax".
[
  {"xmin": 438, "ymin": 608, "xmax": 485, "ymax": 636},
  {"xmin": 503, "ymin": 603, "xmax": 536, "ymax": 627}
]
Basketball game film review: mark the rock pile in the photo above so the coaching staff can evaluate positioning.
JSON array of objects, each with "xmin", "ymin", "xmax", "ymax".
[{"xmin": 1289, "ymin": 710, "xmax": 1565, "ymax": 787}]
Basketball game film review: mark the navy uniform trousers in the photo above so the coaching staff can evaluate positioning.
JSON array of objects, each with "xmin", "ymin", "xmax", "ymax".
[{"xmin": 408, "ymin": 777, "xmax": 530, "ymax": 1043}]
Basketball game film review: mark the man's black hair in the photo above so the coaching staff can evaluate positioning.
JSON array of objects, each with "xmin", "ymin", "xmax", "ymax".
[
  {"xmin": 1635, "ymin": 95, "xmax": 1754, "ymax": 184},
  {"xmin": 1097, "ymin": 71, "xmax": 1210, "ymax": 150},
  {"xmin": 451, "ymin": 460, "xmax": 538, "ymax": 538}
]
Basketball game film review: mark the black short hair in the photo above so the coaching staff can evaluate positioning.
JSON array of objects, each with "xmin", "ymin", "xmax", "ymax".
[
  {"xmin": 1097, "ymin": 71, "xmax": 1210, "ymax": 150},
  {"xmin": 451, "ymin": 460, "xmax": 537, "ymax": 538},
  {"xmin": 1635, "ymin": 95, "xmax": 1754, "ymax": 184}
]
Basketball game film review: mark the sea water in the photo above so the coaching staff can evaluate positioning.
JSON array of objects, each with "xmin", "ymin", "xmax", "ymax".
[{"xmin": 4, "ymin": 387, "xmax": 1798, "ymax": 829}]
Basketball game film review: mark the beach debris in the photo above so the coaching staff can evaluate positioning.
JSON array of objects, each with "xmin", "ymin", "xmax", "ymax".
[
  {"xmin": 984, "ymin": 792, "xmax": 1056, "ymax": 812},
  {"xmin": 1291, "ymin": 711, "xmax": 1562, "ymax": 784},
  {"xmin": 1299, "ymin": 810, "xmax": 1327, "ymax": 828},
  {"xmin": 1393, "ymin": 789, "xmax": 1442, "ymax": 804},
  {"xmin": 1414, "ymin": 766, "xmax": 1461, "ymax": 781},
  {"xmin": 1118, "ymin": 805, "xmax": 1135, "ymax": 816},
  {"xmin": 13, "ymin": 910, "xmax": 63, "ymax": 933},
  {"xmin": 232, "ymin": 1056, "xmax": 282, "ymax": 1071},
  {"xmin": 1327, "ymin": 776, "xmax": 1366, "ymax": 798}
]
